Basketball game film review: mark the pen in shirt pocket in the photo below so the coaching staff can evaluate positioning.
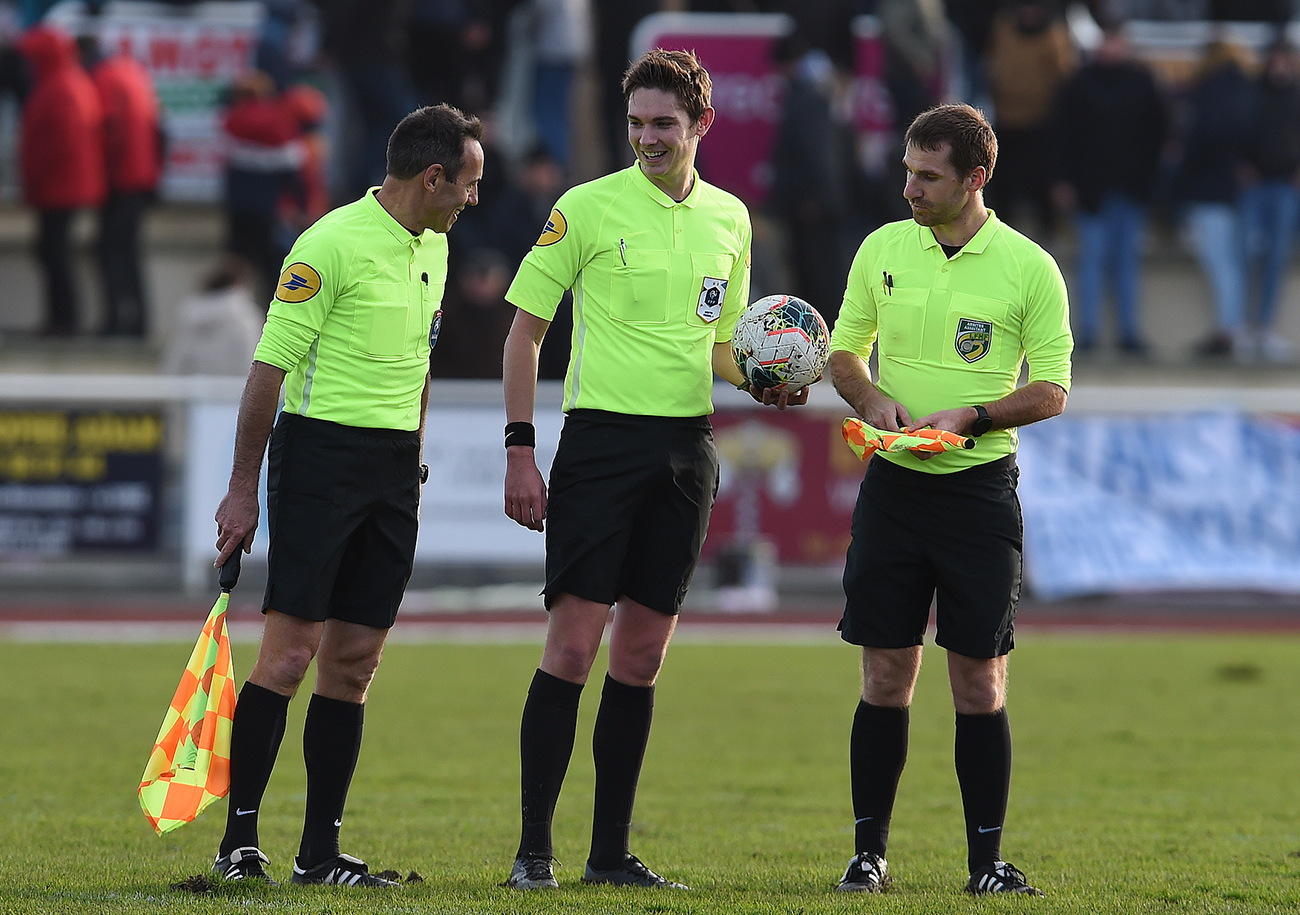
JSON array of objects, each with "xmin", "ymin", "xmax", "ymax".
[{"xmin": 620, "ymin": 238, "xmax": 627, "ymax": 265}]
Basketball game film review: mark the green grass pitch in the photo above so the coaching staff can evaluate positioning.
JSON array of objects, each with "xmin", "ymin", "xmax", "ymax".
[{"xmin": 1, "ymin": 631, "xmax": 1297, "ymax": 914}]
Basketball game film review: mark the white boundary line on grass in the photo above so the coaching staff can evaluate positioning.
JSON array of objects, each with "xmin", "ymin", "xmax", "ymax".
[{"xmin": 0, "ymin": 620, "xmax": 843, "ymax": 645}]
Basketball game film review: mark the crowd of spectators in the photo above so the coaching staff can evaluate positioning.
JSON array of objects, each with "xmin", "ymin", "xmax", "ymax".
[{"xmin": 3, "ymin": 0, "xmax": 1300, "ymax": 369}]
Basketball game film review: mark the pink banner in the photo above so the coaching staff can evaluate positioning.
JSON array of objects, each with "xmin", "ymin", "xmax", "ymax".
[{"xmin": 634, "ymin": 13, "xmax": 889, "ymax": 206}]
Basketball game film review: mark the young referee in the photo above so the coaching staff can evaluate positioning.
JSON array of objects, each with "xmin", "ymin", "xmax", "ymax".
[
  {"xmin": 827, "ymin": 103, "xmax": 1072, "ymax": 896},
  {"xmin": 210, "ymin": 104, "xmax": 484, "ymax": 888},
  {"xmin": 499, "ymin": 48, "xmax": 810, "ymax": 891}
]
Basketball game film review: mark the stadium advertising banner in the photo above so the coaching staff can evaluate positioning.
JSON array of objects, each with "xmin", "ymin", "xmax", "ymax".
[
  {"xmin": 178, "ymin": 394, "xmax": 1300, "ymax": 598},
  {"xmin": 707, "ymin": 405, "xmax": 1300, "ymax": 599},
  {"xmin": 707, "ymin": 408, "xmax": 859, "ymax": 567},
  {"xmin": 1017, "ymin": 410, "xmax": 1300, "ymax": 599},
  {"xmin": 0, "ymin": 407, "xmax": 164, "ymax": 554},
  {"xmin": 631, "ymin": 13, "xmax": 891, "ymax": 206}
]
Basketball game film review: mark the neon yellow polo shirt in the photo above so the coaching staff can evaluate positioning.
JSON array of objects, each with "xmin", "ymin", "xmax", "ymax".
[
  {"xmin": 830, "ymin": 210, "xmax": 1072, "ymax": 472},
  {"xmin": 507, "ymin": 163, "xmax": 751, "ymax": 416},
  {"xmin": 254, "ymin": 189, "xmax": 447, "ymax": 431}
]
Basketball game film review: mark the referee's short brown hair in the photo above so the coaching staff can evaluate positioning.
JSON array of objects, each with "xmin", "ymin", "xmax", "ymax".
[
  {"xmin": 905, "ymin": 103, "xmax": 998, "ymax": 183},
  {"xmin": 386, "ymin": 103, "xmax": 483, "ymax": 182},
  {"xmin": 622, "ymin": 48, "xmax": 713, "ymax": 124}
]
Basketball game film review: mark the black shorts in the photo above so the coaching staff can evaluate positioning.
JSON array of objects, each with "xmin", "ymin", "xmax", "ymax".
[
  {"xmin": 263, "ymin": 412, "xmax": 421, "ymax": 628},
  {"xmin": 543, "ymin": 410, "xmax": 719, "ymax": 616},
  {"xmin": 839, "ymin": 454, "xmax": 1023, "ymax": 658}
]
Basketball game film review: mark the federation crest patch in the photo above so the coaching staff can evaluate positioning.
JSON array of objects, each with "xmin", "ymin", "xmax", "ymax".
[
  {"xmin": 955, "ymin": 317, "xmax": 992, "ymax": 363},
  {"xmin": 429, "ymin": 309, "xmax": 443, "ymax": 350},
  {"xmin": 535, "ymin": 208, "xmax": 567, "ymax": 246},
  {"xmin": 275, "ymin": 263, "xmax": 321, "ymax": 303},
  {"xmin": 697, "ymin": 276, "xmax": 728, "ymax": 323}
]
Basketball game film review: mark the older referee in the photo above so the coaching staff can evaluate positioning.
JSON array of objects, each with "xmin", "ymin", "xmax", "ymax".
[
  {"xmin": 499, "ymin": 48, "xmax": 810, "ymax": 891},
  {"xmin": 210, "ymin": 104, "xmax": 483, "ymax": 888},
  {"xmin": 828, "ymin": 103, "xmax": 1071, "ymax": 897}
]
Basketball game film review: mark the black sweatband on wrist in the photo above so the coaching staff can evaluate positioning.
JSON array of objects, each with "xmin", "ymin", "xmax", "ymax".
[{"xmin": 504, "ymin": 421, "xmax": 536, "ymax": 448}]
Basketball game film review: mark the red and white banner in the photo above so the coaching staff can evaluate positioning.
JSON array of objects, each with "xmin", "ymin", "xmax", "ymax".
[{"xmin": 45, "ymin": 0, "xmax": 263, "ymax": 201}]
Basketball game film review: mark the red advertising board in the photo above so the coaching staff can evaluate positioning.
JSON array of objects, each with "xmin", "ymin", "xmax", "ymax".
[{"xmin": 706, "ymin": 406, "xmax": 865, "ymax": 567}]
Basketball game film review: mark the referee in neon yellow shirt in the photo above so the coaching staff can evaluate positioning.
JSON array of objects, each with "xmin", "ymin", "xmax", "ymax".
[
  {"xmin": 828, "ymin": 104, "xmax": 1071, "ymax": 897},
  {"xmin": 210, "ymin": 104, "xmax": 484, "ymax": 888},
  {"xmin": 500, "ymin": 48, "xmax": 811, "ymax": 891}
]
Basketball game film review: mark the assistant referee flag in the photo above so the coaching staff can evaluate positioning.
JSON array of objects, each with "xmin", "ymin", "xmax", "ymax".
[{"xmin": 138, "ymin": 555, "xmax": 240, "ymax": 835}]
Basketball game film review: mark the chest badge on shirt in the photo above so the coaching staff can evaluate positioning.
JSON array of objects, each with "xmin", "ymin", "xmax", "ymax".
[
  {"xmin": 429, "ymin": 309, "xmax": 443, "ymax": 350},
  {"xmin": 697, "ymin": 276, "xmax": 728, "ymax": 323},
  {"xmin": 955, "ymin": 317, "xmax": 992, "ymax": 363},
  {"xmin": 275, "ymin": 262, "xmax": 321, "ymax": 303}
]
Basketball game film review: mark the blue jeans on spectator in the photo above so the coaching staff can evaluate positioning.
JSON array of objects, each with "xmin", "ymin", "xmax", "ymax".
[
  {"xmin": 1185, "ymin": 201, "xmax": 1246, "ymax": 339},
  {"xmin": 1240, "ymin": 178, "xmax": 1300, "ymax": 331},
  {"xmin": 1074, "ymin": 191, "xmax": 1146, "ymax": 348},
  {"xmin": 533, "ymin": 61, "xmax": 575, "ymax": 172}
]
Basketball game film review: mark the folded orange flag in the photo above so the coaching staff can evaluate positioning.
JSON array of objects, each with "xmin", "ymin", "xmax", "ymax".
[{"xmin": 841, "ymin": 417, "xmax": 976, "ymax": 460}]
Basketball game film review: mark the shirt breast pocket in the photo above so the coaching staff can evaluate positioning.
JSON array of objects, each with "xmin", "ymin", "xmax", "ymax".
[
  {"xmin": 350, "ymin": 282, "xmax": 413, "ymax": 359},
  {"xmin": 610, "ymin": 248, "xmax": 672, "ymax": 325},
  {"xmin": 942, "ymin": 293, "xmax": 1011, "ymax": 369},
  {"xmin": 876, "ymin": 288, "xmax": 928, "ymax": 363}
]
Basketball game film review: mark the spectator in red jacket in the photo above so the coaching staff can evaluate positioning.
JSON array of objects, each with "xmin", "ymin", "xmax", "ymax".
[
  {"xmin": 84, "ymin": 35, "xmax": 164, "ymax": 337},
  {"xmin": 17, "ymin": 23, "xmax": 106, "ymax": 337},
  {"xmin": 220, "ymin": 69, "xmax": 310, "ymax": 307},
  {"xmin": 82, "ymin": 35, "xmax": 162, "ymax": 337}
]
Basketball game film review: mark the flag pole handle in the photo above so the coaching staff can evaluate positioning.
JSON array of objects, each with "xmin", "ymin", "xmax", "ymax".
[{"xmin": 218, "ymin": 549, "xmax": 242, "ymax": 593}]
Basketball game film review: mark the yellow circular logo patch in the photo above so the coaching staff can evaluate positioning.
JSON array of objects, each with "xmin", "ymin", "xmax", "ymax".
[
  {"xmin": 275, "ymin": 263, "xmax": 322, "ymax": 303},
  {"xmin": 535, "ymin": 208, "xmax": 567, "ymax": 246}
]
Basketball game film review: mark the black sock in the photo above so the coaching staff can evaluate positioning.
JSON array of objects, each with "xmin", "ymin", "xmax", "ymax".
[
  {"xmin": 518, "ymin": 669, "xmax": 583, "ymax": 859},
  {"xmin": 220, "ymin": 682, "xmax": 290, "ymax": 856},
  {"xmin": 589, "ymin": 674, "xmax": 655, "ymax": 871},
  {"xmin": 850, "ymin": 700, "xmax": 909, "ymax": 857},
  {"xmin": 955, "ymin": 708, "xmax": 1012, "ymax": 872},
  {"xmin": 297, "ymin": 694, "xmax": 364, "ymax": 868}
]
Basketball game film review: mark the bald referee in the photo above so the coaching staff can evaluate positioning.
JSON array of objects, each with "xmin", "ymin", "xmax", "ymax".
[
  {"xmin": 499, "ymin": 48, "xmax": 810, "ymax": 891},
  {"xmin": 828, "ymin": 103, "xmax": 1071, "ymax": 896},
  {"xmin": 210, "ymin": 104, "xmax": 483, "ymax": 888}
]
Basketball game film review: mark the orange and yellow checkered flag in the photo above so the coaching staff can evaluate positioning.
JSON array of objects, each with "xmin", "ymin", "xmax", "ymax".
[
  {"xmin": 138, "ymin": 558, "xmax": 239, "ymax": 835},
  {"xmin": 842, "ymin": 417, "xmax": 976, "ymax": 460}
]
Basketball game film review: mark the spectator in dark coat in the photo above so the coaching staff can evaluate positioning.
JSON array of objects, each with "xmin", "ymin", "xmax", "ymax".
[
  {"xmin": 1172, "ymin": 39, "xmax": 1254, "ymax": 358},
  {"xmin": 1053, "ymin": 23, "xmax": 1167, "ymax": 354},
  {"xmin": 17, "ymin": 23, "xmax": 106, "ymax": 337},
  {"xmin": 1238, "ymin": 37, "xmax": 1300, "ymax": 363},
  {"xmin": 767, "ymin": 34, "xmax": 857, "ymax": 326},
  {"xmin": 427, "ymin": 247, "xmax": 516, "ymax": 379}
]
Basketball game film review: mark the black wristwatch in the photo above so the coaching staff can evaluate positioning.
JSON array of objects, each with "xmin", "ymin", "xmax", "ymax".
[{"xmin": 970, "ymin": 404, "xmax": 993, "ymax": 438}]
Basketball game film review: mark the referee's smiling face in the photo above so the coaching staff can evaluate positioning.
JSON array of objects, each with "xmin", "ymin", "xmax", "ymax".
[
  {"xmin": 427, "ymin": 138, "xmax": 485, "ymax": 234},
  {"xmin": 627, "ymin": 88, "xmax": 712, "ymax": 201}
]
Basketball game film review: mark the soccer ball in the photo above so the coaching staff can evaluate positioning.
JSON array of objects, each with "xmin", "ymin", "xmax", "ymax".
[{"xmin": 731, "ymin": 294, "xmax": 830, "ymax": 391}]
